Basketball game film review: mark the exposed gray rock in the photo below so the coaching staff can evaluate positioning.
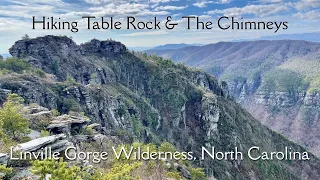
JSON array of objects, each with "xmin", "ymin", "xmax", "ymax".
[
  {"xmin": 0, "ymin": 88, "xmax": 11, "ymax": 103},
  {"xmin": 80, "ymin": 39, "xmax": 127, "ymax": 56},
  {"xmin": 73, "ymin": 135, "xmax": 94, "ymax": 142},
  {"xmin": 13, "ymin": 134, "xmax": 69, "ymax": 152},
  {"xmin": 9, "ymin": 168, "xmax": 39, "ymax": 180},
  {"xmin": 0, "ymin": 153, "xmax": 9, "ymax": 165},
  {"xmin": 9, "ymin": 35, "xmax": 118, "ymax": 84},
  {"xmin": 177, "ymin": 164, "xmax": 191, "ymax": 180},
  {"xmin": 22, "ymin": 104, "xmax": 52, "ymax": 130},
  {"xmin": 202, "ymin": 93, "xmax": 220, "ymax": 144},
  {"xmin": 27, "ymin": 130, "xmax": 41, "ymax": 140},
  {"xmin": 47, "ymin": 114, "xmax": 90, "ymax": 135},
  {"xmin": 87, "ymin": 123, "xmax": 101, "ymax": 131}
]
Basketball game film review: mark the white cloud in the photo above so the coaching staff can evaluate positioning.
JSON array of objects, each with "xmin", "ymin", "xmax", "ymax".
[
  {"xmin": 84, "ymin": 0, "xmax": 107, "ymax": 4},
  {"xmin": 88, "ymin": 3, "xmax": 168, "ymax": 17},
  {"xmin": 150, "ymin": 0, "xmax": 179, "ymax": 3},
  {"xmin": 260, "ymin": 0, "xmax": 283, "ymax": 3},
  {"xmin": 294, "ymin": 0, "xmax": 320, "ymax": 10},
  {"xmin": 193, "ymin": 0, "xmax": 231, "ymax": 8},
  {"xmin": 293, "ymin": 10, "xmax": 320, "ymax": 20},
  {"xmin": 193, "ymin": 1, "xmax": 213, "ymax": 8},
  {"xmin": 6, "ymin": 0, "xmax": 65, "ymax": 6},
  {"xmin": 83, "ymin": 0, "xmax": 146, "ymax": 5},
  {"xmin": 0, "ymin": 0, "xmax": 70, "ymax": 19},
  {"xmin": 208, "ymin": 3, "xmax": 290, "ymax": 17},
  {"xmin": 0, "ymin": 5, "xmax": 56, "ymax": 18},
  {"xmin": 155, "ymin": 5, "xmax": 187, "ymax": 11},
  {"xmin": 219, "ymin": 0, "xmax": 232, "ymax": 4}
]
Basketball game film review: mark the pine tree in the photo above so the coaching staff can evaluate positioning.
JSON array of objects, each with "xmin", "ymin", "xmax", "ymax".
[
  {"xmin": 189, "ymin": 168, "xmax": 206, "ymax": 180},
  {"xmin": 101, "ymin": 162, "xmax": 142, "ymax": 180},
  {"xmin": 0, "ymin": 165, "xmax": 13, "ymax": 179},
  {"xmin": 0, "ymin": 112, "xmax": 3, "ymax": 140},
  {"xmin": 0, "ymin": 94, "xmax": 30, "ymax": 140},
  {"xmin": 21, "ymin": 34, "xmax": 30, "ymax": 40},
  {"xmin": 31, "ymin": 158, "xmax": 81, "ymax": 180}
]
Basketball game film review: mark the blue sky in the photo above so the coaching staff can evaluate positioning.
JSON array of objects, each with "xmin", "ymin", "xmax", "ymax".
[{"xmin": 0, "ymin": 0, "xmax": 319, "ymax": 53}]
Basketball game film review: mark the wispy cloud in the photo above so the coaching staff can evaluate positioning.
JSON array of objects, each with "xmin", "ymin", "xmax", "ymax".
[
  {"xmin": 193, "ymin": 1, "xmax": 214, "ymax": 8},
  {"xmin": 218, "ymin": 0, "xmax": 232, "ymax": 4},
  {"xmin": 155, "ymin": 5, "xmax": 188, "ymax": 11},
  {"xmin": 208, "ymin": 3, "xmax": 290, "ymax": 17},
  {"xmin": 193, "ymin": 0, "xmax": 231, "ymax": 8},
  {"xmin": 260, "ymin": 0, "xmax": 284, "ymax": 3},
  {"xmin": 150, "ymin": 0, "xmax": 179, "ymax": 3},
  {"xmin": 294, "ymin": 0, "xmax": 320, "ymax": 10},
  {"xmin": 293, "ymin": 10, "xmax": 320, "ymax": 20}
]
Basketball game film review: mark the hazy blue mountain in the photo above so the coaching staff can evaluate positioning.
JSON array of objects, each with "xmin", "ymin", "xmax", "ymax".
[
  {"xmin": 149, "ymin": 43, "xmax": 203, "ymax": 51},
  {"xmin": 233, "ymin": 32, "xmax": 320, "ymax": 42},
  {"xmin": 0, "ymin": 54, "xmax": 11, "ymax": 58},
  {"xmin": 145, "ymin": 40, "xmax": 320, "ymax": 76},
  {"xmin": 258, "ymin": 32, "xmax": 320, "ymax": 42},
  {"xmin": 128, "ymin": 46, "xmax": 154, "ymax": 52}
]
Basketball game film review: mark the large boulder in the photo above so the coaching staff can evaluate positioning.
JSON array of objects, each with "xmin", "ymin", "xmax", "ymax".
[
  {"xmin": 0, "ymin": 88, "xmax": 11, "ymax": 104},
  {"xmin": 13, "ymin": 134, "xmax": 71, "ymax": 153},
  {"xmin": 0, "ymin": 153, "xmax": 9, "ymax": 165},
  {"xmin": 47, "ymin": 114, "xmax": 90, "ymax": 135},
  {"xmin": 22, "ymin": 104, "xmax": 52, "ymax": 130}
]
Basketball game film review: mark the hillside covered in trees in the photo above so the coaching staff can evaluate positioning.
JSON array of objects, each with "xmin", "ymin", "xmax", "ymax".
[
  {"xmin": 0, "ymin": 36, "xmax": 319, "ymax": 179},
  {"xmin": 146, "ymin": 40, "xmax": 320, "ymax": 157}
]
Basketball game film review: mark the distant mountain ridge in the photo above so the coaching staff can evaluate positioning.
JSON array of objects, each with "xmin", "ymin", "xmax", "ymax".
[
  {"xmin": 232, "ymin": 32, "xmax": 320, "ymax": 43},
  {"xmin": 128, "ymin": 46, "xmax": 154, "ymax": 52},
  {"xmin": 145, "ymin": 40, "xmax": 320, "ymax": 73},
  {"xmin": 0, "ymin": 54, "xmax": 11, "ymax": 58},
  {"xmin": 149, "ymin": 43, "xmax": 203, "ymax": 51},
  {"xmin": 144, "ymin": 32, "xmax": 320, "ymax": 53},
  {"xmin": 257, "ymin": 32, "xmax": 320, "ymax": 42}
]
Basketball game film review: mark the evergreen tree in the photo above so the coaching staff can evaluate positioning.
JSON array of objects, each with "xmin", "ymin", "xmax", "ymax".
[
  {"xmin": 22, "ymin": 34, "xmax": 30, "ymax": 40},
  {"xmin": 0, "ymin": 165, "xmax": 13, "ymax": 179},
  {"xmin": 0, "ymin": 94, "xmax": 30, "ymax": 140},
  {"xmin": 31, "ymin": 158, "xmax": 81, "ymax": 180},
  {"xmin": 190, "ymin": 168, "xmax": 206, "ymax": 180}
]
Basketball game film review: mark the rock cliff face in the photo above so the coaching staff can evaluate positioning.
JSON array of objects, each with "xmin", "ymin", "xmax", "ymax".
[
  {"xmin": 234, "ymin": 79, "xmax": 320, "ymax": 157},
  {"xmin": 1, "ymin": 36, "xmax": 320, "ymax": 179}
]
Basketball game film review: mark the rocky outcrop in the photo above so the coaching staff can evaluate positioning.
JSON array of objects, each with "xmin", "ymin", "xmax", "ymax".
[
  {"xmin": 22, "ymin": 104, "xmax": 52, "ymax": 130},
  {"xmin": 0, "ymin": 88, "xmax": 11, "ymax": 104},
  {"xmin": 13, "ymin": 134, "xmax": 71, "ymax": 153},
  {"xmin": 229, "ymin": 79, "xmax": 320, "ymax": 156},
  {"xmin": 47, "ymin": 114, "xmax": 90, "ymax": 135},
  {"xmin": 9, "ymin": 36, "xmax": 117, "ymax": 84},
  {"xmin": 0, "ymin": 153, "xmax": 8, "ymax": 165},
  {"xmin": 0, "ymin": 153, "xmax": 9, "ymax": 178},
  {"xmin": 80, "ymin": 39, "xmax": 127, "ymax": 57}
]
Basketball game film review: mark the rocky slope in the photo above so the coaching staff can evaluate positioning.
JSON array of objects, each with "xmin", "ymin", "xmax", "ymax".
[
  {"xmin": 0, "ymin": 36, "xmax": 319, "ymax": 179},
  {"xmin": 146, "ymin": 40, "xmax": 320, "ymax": 157}
]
